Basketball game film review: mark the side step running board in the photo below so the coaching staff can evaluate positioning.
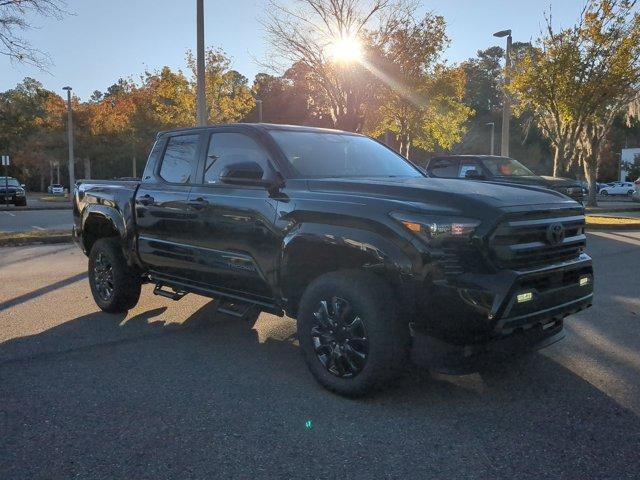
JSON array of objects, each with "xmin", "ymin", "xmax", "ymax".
[
  {"xmin": 153, "ymin": 284, "xmax": 187, "ymax": 301},
  {"xmin": 216, "ymin": 301, "xmax": 256, "ymax": 320}
]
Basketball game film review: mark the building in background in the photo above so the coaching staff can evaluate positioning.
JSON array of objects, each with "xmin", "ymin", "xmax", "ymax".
[{"xmin": 620, "ymin": 148, "xmax": 640, "ymax": 181}]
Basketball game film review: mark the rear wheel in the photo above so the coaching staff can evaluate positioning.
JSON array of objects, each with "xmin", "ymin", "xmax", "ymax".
[
  {"xmin": 601, "ymin": 190, "xmax": 608, "ymax": 196},
  {"xmin": 89, "ymin": 238, "xmax": 142, "ymax": 313},
  {"xmin": 628, "ymin": 190, "xmax": 635, "ymax": 196},
  {"xmin": 297, "ymin": 270, "xmax": 409, "ymax": 397}
]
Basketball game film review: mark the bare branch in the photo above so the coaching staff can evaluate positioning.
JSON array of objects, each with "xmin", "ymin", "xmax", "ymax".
[{"xmin": 0, "ymin": 0, "xmax": 68, "ymax": 69}]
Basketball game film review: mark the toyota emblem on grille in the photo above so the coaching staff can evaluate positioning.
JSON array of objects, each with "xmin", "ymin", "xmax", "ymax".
[{"xmin": 546, "ymin": 222, "xmax": 565, "ymax": 246}]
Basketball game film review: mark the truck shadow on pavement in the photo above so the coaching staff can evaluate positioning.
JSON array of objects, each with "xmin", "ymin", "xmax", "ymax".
[{"xmin": 2, "ymin": 299, "xmax": 640, "ymax": 478}]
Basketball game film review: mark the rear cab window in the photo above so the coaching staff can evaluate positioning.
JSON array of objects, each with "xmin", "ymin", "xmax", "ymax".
[
  {"xmin": 427, "ymin": 158, "xmax": 459, "ymax": 178},
  {"xmin": 159, "ymin": 134, "xmax": 200, "ymax": 184},
  {"xmin": 458, "ymin": 160, "xmax": 480, "ymax": 178}
]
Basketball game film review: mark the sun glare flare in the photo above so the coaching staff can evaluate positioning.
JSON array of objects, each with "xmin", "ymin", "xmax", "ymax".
[{"xmin": 327, "ymin": 36, "xmax": 363, "ymax": 63}]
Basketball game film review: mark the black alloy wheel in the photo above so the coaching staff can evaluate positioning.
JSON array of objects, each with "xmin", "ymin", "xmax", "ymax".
[
  {"xmin": 88, "ymin": 237, "xmax": 142, "ymax": 313},
  {"xmin": 311, "ymin": 297, "xmax": 369, "ymax": 378},
  {"xmin": 93, "ymin": 252, "xmax": 115, "ymax": 301}
]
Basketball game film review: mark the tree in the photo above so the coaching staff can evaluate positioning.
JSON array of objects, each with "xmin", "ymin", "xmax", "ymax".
[
  {"xmin": 0, "ymin": 78, "xmax": 65, "ymax": 189},
  {"xmin": 263, "ymin": 0, "xmax": 412, "ymax": 132},
  {"xmin": 510, "ymin": 0, "xmax": 640, "ymax": 206},
  {"xmin": 461, "ymin": 46, "xmax": 504, "ymax": 115},
  {"xmin": 186, "ymin": 48, "xmax": 255, "ymax": 124},
  {"xmin": 0, "ymin": 0, "xmax": 67, "ymax": 68},
  {"xmin": 365, "ymin": 13, "xmax": 472, "ymax": 158},
  {"xmin": 248, "ymin": 70, "xmax": 317, "ymax": 125}
]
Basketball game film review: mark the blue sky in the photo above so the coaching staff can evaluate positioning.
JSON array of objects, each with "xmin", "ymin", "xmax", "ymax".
[{"xmin": 1, "ymin": 0, "xmax": 588, "ymax": 100}]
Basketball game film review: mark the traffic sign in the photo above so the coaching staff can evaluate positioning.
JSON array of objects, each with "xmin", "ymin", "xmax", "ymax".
[{"xmin": 1, "ymin": 155, "xmax": 9, "ymax": 166}]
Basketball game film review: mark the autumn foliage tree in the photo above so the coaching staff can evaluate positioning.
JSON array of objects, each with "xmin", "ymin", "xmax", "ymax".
[
  {"xmin": 365, "ymin": 13, "xmax": 472, "ymax": 158},
  {"xmin": 263, "ymin": 0, "xmax": 411, "ymax": 132},
  {"xmin": 510, "ymin": 0, "xmax": 640, "ymax": 205}
]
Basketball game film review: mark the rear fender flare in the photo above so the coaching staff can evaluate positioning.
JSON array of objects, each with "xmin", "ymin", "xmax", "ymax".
[{"xmin": 81, "ymin": 205, "xmax": 127, "ymax": 253}]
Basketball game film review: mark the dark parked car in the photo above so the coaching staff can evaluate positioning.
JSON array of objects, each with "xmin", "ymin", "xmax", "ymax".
[
  {"xmin": 425, "ymin": 155, "xmax": 585, "ymax": 203},
  {"xmin": 73, "ymin": 124, "xmax": 593, "ymax": 397},
  {"xmin": 0, "ymin": 176, "xmax": 27, "ymax": 206}
]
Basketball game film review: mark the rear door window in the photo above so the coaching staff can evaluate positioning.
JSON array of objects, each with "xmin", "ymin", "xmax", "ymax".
[{"xmin": 159, "ymin": 134, "xmax": 200, "ymax": 184}]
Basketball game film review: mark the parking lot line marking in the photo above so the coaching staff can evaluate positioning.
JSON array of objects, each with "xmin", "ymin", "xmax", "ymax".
[
  {"xmin": 590, "ymin": 230, "xmax": 640, "ymax": 247},
  {"xmin": 2, "ymin": 211, "xmax": 15, "ymax": 217},
  {"xmin": 31, "ymin": 226, "xmax": 45, "ymax": 230}
]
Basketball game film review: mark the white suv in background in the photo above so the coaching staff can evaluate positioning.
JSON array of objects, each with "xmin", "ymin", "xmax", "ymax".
[
  {"xmin": 47, "ymin": 184, "xmax": 65, "ymax": 194},
  {"xmin": 599, "ymin": 182, "xmax": 636, "ymax": 196}
]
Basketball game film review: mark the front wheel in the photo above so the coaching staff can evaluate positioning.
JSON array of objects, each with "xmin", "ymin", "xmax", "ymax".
[
  {"xmin": 628, "ymin": 190, "xmax": 635, "ymax": 196},
  {"xmin": 601, "ymin": 190, "xmax": 608, "ymax": 196},
  {"xmin": 297, "ymin": 270, "xmax": 409, "ymax": 397},
  {"xmin": 88, "ymin": 238, "xmax": 142, "ymax": 313}
]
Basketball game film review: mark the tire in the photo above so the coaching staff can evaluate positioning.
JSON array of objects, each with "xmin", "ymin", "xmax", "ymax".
[
  {"xmin": 297, "ymin": 270, "xmax": 409, "ymax": 397},
  {"xmin": 601, "ymin": 190, "xmax": 608, "ymax": 196},
  {"xmin": 628, "ymin": 190, "xmax": 635, "ymax": 196},
  {"xmin": 88, "ymin": 238, "xmax": 142, "ymax": 313},
  {"xmin": 15, "ymin": 199, "xmax": 26, "ymax": 207}
]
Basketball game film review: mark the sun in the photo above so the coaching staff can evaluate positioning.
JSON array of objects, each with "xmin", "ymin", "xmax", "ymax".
[{"xmin": 327, "ymin": 35, "xmax": 363, "ymax": 63}]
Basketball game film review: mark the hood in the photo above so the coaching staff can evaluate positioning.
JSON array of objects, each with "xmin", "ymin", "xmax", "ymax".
[
  {"xmin": 307, "ymin": 177, "xmax": 578, "ymax": 220},
  {"xmin": 489, "ymin": 175, "xmax": 581, "ymax": 189},
  {"xmin": 0, "ymin": 186, "xmax": 20, "ymax": 193},
  {"xmin": 539, "ymin": 176, "xmax": 583, "ymax": 188}
]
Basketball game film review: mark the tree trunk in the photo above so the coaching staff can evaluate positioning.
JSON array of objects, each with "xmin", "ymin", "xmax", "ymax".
[
  {"xmin": 583, "ymin": 153, "xmax": 598, "ymax": 208},
  {"xmin": 84, "ymin": 158, "xmax": 91, "ymax": 180},
  {"xmin": 553, "ymin": 144, "xmax": 563, "ymax": 177},
  {"xmin": 398, "ymin": 132, "xmax": 410, "ymax": 159},
  {"xmin": 404, "ymin": 134, "xmax": 411, "ymax": 160}
]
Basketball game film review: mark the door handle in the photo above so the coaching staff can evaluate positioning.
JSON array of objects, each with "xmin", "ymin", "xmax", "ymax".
[
  {"xmin": 187, "ymin": 197, "xmax": 209, "ymax": 210},
  {"xmin": 136, "ymin": 194, "xmax": 155, "ymax": 206}
]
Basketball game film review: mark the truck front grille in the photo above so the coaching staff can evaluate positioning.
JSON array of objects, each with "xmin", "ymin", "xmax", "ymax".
[{"xmin": 489, "ymin": 208, "xmax": 586, "ymax": 270}]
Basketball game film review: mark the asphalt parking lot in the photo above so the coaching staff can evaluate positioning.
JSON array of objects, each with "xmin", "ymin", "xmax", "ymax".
[
  {"xmin": 0, "ymin": 209, "xmax": 73, "ymax": 232},
  {"xmin": 1, "ymin": 232, "xmax": 640, "ymax": 479}
]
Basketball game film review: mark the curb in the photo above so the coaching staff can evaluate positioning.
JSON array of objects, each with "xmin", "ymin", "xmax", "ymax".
[
  {"xmin": 0, "ymin": 205, "xmax": 72, "ymax": 212},
  {"xmin": 585, "ymin": 204, "xmax": 640, "ymax": 214},
  {"xmin": 586, "ymin": 224, "xmax": 640, "ymax": 231},
  {"xmin": 0, "ymin": 233, "xmax": 73, "ymax": 247}
]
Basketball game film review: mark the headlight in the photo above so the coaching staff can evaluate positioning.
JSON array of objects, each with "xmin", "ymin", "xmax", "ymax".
[
  {"xmin": 16, "ymin": 189, "xmax": 25, "ymax": 196},
  {"xmin": 390, "ymin": 212, "xmax": 481, "ymax": 244}
]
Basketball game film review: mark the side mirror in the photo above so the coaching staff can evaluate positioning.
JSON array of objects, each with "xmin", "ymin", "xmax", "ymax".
[
  {"xmin": 219, "ymin": 161, "xmax": 278, "ymax": 189},
  {"xmin": 21, "ymin": 184, "xmax": 26, "ymax": 188},
  {"xmin": 465, "ymin": 169, "xmax": 485, "ymax": 180}
]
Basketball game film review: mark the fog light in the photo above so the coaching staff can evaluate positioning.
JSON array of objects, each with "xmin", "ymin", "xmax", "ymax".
[
  {"xmin": 579, "ymin": 276, "xmax": 590, "ymax": 287},
  {"xmin": 517, "ymin": 292, "xmax": 533, "ymax": 303}
]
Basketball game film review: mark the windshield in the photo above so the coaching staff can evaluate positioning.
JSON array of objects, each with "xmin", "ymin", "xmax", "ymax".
[
  {"xmin": 481, "ymin": 157, "xmax": 534, "ymax": 177},
  {"xmin": 2, "ymin": 178, "xmax": 20, "ymax": 187},
  {"xmin": 269, "ymin": 130, "xmax": 423, "ymax": 179}
]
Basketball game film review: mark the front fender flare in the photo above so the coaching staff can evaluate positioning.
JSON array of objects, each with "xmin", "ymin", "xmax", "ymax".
[{"xmin": 279, "ymin": 223, "xmax": 417, "ymax": 313}]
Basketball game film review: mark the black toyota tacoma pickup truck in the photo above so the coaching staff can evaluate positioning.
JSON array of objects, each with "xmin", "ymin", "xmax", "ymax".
[{"xmin": 73, "ymin": 124, "xmax": 593, "ymax": 396}]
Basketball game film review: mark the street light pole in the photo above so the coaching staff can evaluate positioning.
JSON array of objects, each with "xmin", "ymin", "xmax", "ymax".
[
  {"xmin": 494, "ymin": 29, "xmax": 512, "ymax": 158},
  {"xmin": 62, "ymin": 86, "xmax": 75, "ymax": 193},
  {"xmin": 486, "ymin": 122, "xmax": 495, "ymax": 155},
  {"xmin": 196, "ymin": 0, "xmax": 207, "ymax": 126}
]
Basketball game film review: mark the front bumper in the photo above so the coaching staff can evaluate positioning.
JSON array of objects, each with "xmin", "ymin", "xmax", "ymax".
[
  {"xmin": 411, "ymin": 319, "xmax": 566, "ymax": 374},
  {"xmin": 410, "ymin": 254, "xmax": 593, "ymax": 371}
]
